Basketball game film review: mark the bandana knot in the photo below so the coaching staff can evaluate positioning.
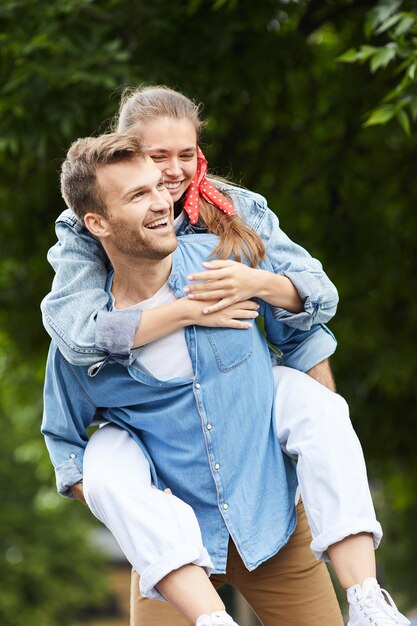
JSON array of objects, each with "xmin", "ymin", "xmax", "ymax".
[{"xmin": 183, "ymin": 146, "xmax": 236, "ymax": 224}]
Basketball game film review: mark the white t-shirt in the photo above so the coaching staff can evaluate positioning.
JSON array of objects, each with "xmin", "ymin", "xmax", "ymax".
[{"xmin": 112, "ymin": 281, "xmax": 194, "ymax": 381}]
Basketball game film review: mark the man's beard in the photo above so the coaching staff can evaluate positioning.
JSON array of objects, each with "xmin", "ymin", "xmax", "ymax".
[{"xmin": 110, "ymin": 218, "xmax": 177, "ymax": 261}]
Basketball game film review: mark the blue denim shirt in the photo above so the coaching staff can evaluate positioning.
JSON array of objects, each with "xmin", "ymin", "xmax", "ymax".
[
  {"xmin": 41, "ymin": 181, "xmax": 339, "ymax": 367},
  {"xmin": 42, "ymin": 235, "xmax": 305, "ymax": 573}
]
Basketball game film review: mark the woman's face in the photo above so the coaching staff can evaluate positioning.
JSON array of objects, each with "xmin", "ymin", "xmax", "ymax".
[{"xmin": 142, "ymin": 117, "xmax": 198, "ymax": 202}]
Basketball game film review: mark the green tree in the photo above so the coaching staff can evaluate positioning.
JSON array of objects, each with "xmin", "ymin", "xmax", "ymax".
[
  {"xmin": 1, "ymin": 0, "xmax": 416, "ymax": 619},
  {"xmin": 340, "ymin": 0, "xmax": 417, "ymax": 133}
]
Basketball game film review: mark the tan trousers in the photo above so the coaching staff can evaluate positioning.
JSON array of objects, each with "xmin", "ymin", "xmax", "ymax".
[{"xmin": 130, "ymin": 502, "xmax": 344, "ymax": 626}]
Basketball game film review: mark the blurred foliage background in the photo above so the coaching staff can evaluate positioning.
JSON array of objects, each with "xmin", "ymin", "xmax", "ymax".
[{"xmin": 1, "ymin": 0, "xmax": 416, "ymax": 624}]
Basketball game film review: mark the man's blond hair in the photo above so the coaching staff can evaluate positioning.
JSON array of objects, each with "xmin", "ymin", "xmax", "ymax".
[{"xmin": 60, "ymin": 133, "xmax": 146, "ymax": 220}]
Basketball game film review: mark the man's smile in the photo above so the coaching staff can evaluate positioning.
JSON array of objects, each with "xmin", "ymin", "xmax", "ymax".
[{"xmin": 144, "ymin": 216, "xmax": 171, "ymax": 230}]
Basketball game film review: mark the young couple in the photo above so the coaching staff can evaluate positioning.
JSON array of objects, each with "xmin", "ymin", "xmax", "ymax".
[{"xmin": 41, "ymin": 86, "xmax": 409, "ymax": 626}]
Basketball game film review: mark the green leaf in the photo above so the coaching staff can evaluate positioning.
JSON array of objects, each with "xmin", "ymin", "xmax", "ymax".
[
  {"xmin": 396, "ymin": 108, "xmax": 411, "ymax": 134},
  {"xmin": 365, "ymin": 0, "xmax": 402, "ymax": 37},
  {"xmin": 338, "ymin": 45, "xmax": 378, "ymax": 64},
  {"xmin": 364, "ymin": 105, "xmax": 397, "ymax": 126},
  {"xmin": 394, "ymin": 14, "xmax": 416, "ymax": 36},
  {"xmin": 409, "ymin": 96, "xmax": 417, "ymax": 120},
  {"xmin": 186, "ymin": 0, "xmax": 203, "ymax": 15},
  {"xmin": 375, "ymin": 12, "xmax": 402, "ymax": 35},
  {"xmin": 212, "ymin": 0, "xmax": 237, "ymax": 10},
  {"xmin": 383, "ymin": 82, "xmax": 405, "ymax": 102},
  {"xmin": 370, "ymin": 45, "xmax": 398, "ymax": 72},
  {"xmin": 337, "ymin": 48, "xmax": 362, "ymax": 63}
]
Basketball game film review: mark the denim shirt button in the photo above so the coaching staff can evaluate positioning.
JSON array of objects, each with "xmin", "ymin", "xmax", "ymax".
[
  {"xmin": 222, "ymin": 503, "xmax": 229, "ymax": 510},
  {"xmin": 69, "ymin": 453, "xmax": 76, "ymax": 459},
  {"xmin": 206, "ymin": 423, "xmax": 212, "ymax": 430},
  {"xmin": 195, "ymin": 382, "xmax": 201, "ymax": 389},
  {"xmin": 214, "ymin": 462, "xmax": 220, "ymax": 470}
]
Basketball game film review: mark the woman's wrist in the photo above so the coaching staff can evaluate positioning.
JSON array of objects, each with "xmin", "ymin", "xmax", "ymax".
[
  {"xmin": 256, "ymin": 270, "xmax": 303, "ymax": 312},
  {"xmin": 133, "ymin": 298, "xmax": 195, "ymax": 348},
  {"xmin": 175, "ymin": 297, "xmax": 202, "ymax": 326}
]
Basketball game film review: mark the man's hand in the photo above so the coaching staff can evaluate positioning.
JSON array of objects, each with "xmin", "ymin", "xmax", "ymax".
[
  {"xmin": 70, "ymin": 481, "xmax": 87, "ymax": 506},
  {"xmin": 306, "ymin": 358, "xmax": 336, "ymax": 392},
  {"xmin": 152, "ymin": 485, "xmax": 173, "ymax": 495}
]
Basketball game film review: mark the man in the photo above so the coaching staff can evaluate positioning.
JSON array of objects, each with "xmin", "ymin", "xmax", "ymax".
[{"xmin": 43, "ymin": 133, "xmax": 403, "ymax": 626}]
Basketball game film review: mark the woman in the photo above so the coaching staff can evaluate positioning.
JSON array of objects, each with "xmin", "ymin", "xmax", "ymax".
[{"xmin": 41, "ymin": 86, "xmax": 407, "ymax": 626}]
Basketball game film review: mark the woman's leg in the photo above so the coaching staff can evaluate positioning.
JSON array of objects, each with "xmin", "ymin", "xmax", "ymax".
[
  {"xmin": 129, "ymin": 505, "xmax": 343, "ymax": 626},
  {"xmin": 130, "ymin": 568, "xmax": 194, "ymax": 626},
  {"xmin": 157, "ymin": 565, "xmax": 229, "ymax": 625},
  {"xmin": 83, "ymin": 425, "xmax": 237, "ymax": 625},
  {"xmin": 273, "ymin": 367, "xmax": 409, "ymax": 625},
  {"xmin": 272, "ymin": 365, "xmax": 381, "ymax": 573},
  {"xmin": 131, "ymin": 570, "xmax": 231, "ymax": 626}
]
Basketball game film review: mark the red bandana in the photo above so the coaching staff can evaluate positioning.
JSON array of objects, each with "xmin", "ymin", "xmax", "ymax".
[{"xmin": 183, "ymin": 146, "xmax": 236, "ymax": 224}]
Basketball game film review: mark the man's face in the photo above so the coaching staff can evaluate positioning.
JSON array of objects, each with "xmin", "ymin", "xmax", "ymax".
[{"xmin": 96, "ymin": 156, "xmax": 177, "ymax": 261}]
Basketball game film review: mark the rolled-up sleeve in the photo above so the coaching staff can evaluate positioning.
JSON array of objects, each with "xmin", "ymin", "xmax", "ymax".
[
  {"xmin": 41, "ymin": 211, "xmax": 111, "ymax": 366},
  {"xmin": 260, "ymin": 209, "xmax": 338, "ymax": 329},
  {"xmin": 263, "ymin": 303, "xmax": 337, "ymax": 372},
  {"xmin": 233, "ymin": 189, "xmax": 339, "ymax": 330},
  {"xmin": 95, "ymin": 308, "xmax": 142, "ymax": 366},
  {"xmin": 41, "ymin": 210, "xmax": 184, "ymax": 368}
]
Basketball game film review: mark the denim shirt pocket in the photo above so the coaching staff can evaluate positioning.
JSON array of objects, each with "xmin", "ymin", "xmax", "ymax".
[{"xmin": 203, "ymin": 327, "xmax": 253, "ymax": 372}]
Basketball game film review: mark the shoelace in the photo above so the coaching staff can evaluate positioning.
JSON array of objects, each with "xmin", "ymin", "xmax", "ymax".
[{"xmin": 356, "ymin": 583, "xmax": 407, "ymax": 625}]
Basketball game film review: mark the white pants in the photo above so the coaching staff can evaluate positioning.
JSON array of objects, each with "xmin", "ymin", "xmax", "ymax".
[{"xmin": 82, "ymin": 366, "xmax": 382, "ymax": 600}]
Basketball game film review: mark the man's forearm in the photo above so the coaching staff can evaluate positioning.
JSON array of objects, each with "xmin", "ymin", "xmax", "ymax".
[{"xmin": 306, "ymin": 358, "xmax": 336, "ymax": 391}]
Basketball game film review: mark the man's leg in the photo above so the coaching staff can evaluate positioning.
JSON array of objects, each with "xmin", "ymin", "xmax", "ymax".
[
  {"xmin": 229, "ymin": 501, "xmax": 344, "ymax": 626},
  {"xmin": 130, "ymin": 503, "xmax": 343, "ymax": 626}
]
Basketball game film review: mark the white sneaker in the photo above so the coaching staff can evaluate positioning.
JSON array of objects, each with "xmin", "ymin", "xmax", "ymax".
[
  {"xmin": 196, "ymin": 611, "xmax": 240, "ymax": 626},
  {"xmin": 347, "ymin": 577, "xmax": 410, "ymax": 625}
]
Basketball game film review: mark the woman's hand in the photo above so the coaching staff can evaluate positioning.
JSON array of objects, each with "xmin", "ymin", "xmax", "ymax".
[
  {"xmin": 188, "ymin": 297, "xmax": 260, "ymax": 329},
  {"xmin": 184, "ymin": 259, "xmax": 303, "ymax": 314},
  {"xmin": 184, "ymin": 260, "xmax": 261, "ymax": 314},
  {"xmin": 133, "ymin": 294, "xmax": 259, "ymax": 348}
]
